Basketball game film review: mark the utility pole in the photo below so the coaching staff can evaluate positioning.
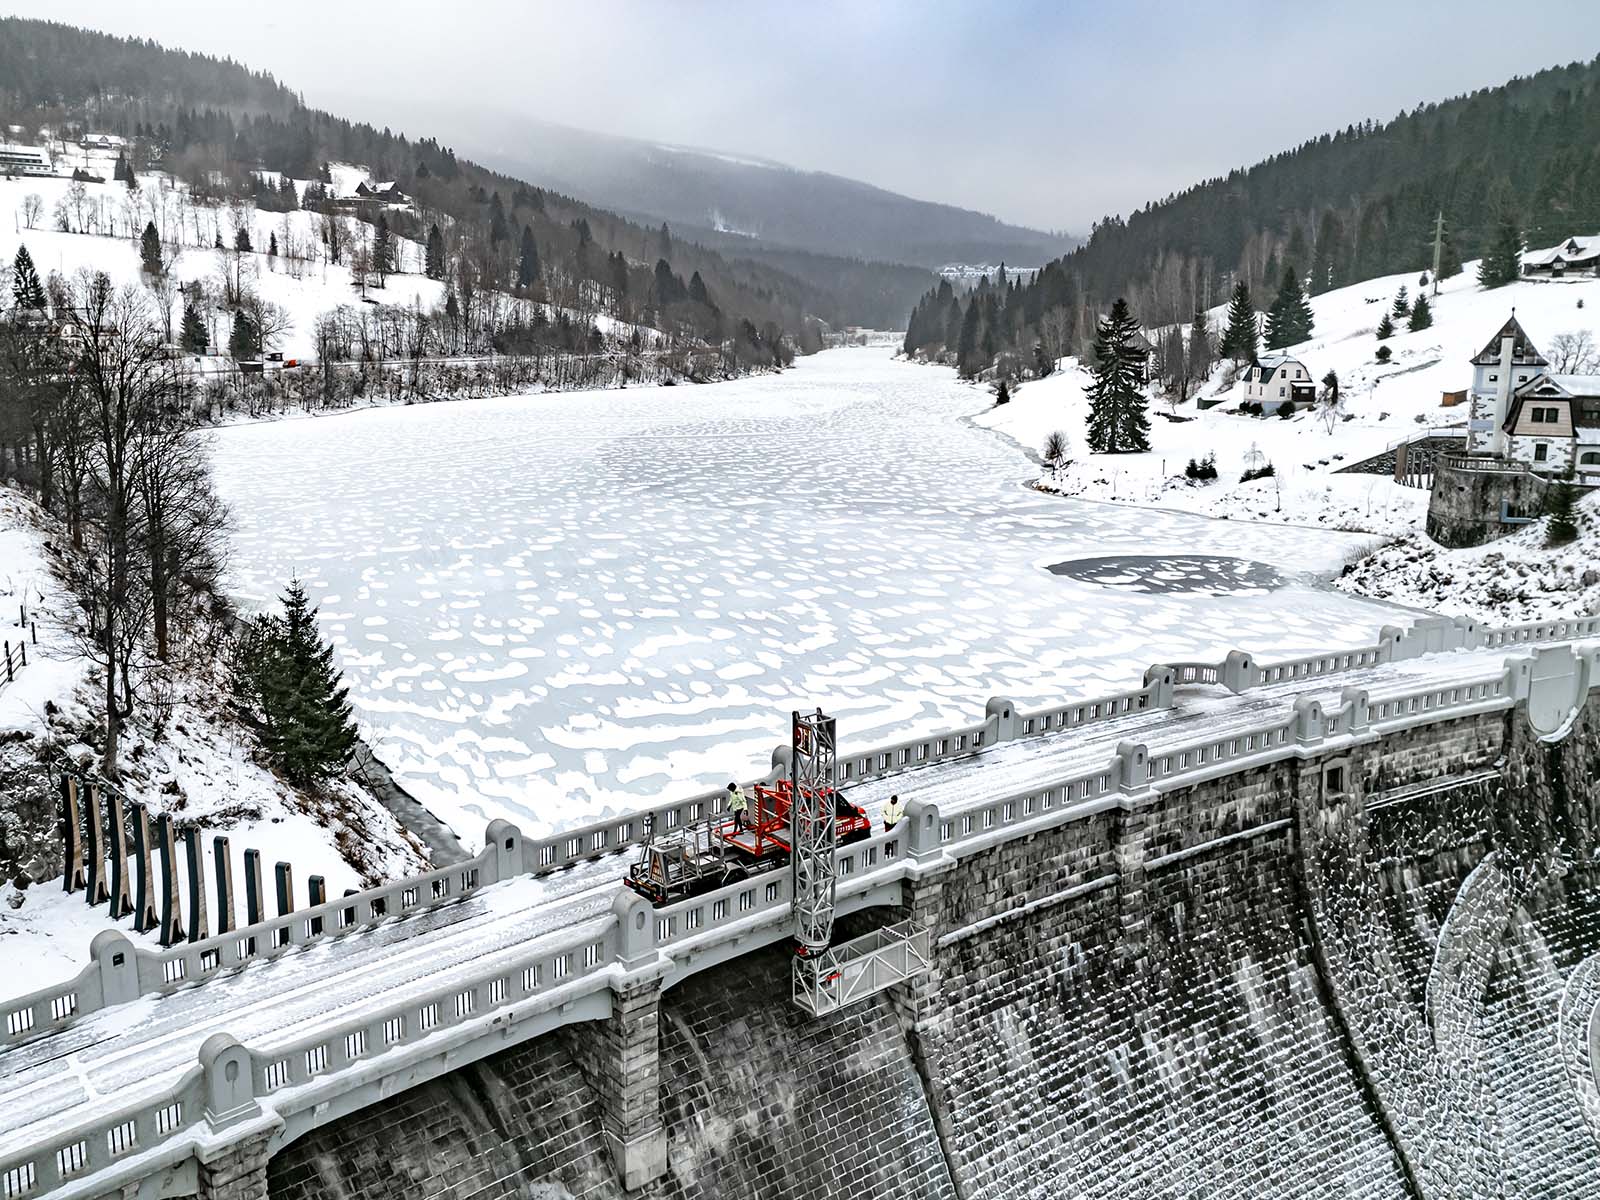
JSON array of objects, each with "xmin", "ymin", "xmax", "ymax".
[{"xmin": 1431, "ymin": 212, "xmax": 1445, "ymax": 298}]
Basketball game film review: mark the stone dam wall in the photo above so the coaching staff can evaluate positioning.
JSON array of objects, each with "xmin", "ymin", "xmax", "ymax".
[{"xmin": 259, "ymin": 700, "xmax": 1600, "ymax": 1200}]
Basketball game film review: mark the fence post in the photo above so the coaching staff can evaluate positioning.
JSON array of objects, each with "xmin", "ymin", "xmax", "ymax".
[
  {"xmin": 91, "ymin": 930, "xmax": 141, "ymax": 1006},
  {"xmin": 62, "ymin": 774, "xmax": 85, "ymax": 893},
  {"xmin": 244, "ymin": 849, "xmax": 265, "ymax": 926},
  {"xmin": 214, "ymin": 836, "xmax": 236, "ymax": 935},
  {"xmin": 1221, "ymin": 650, "xmax": 1255, "ymax": 693},
  {"xmin": 274, "ymin": 861, "xmax": 295, "ymax": 918},
  {"xmin": 132, "ymin": 803, "xmax": 157, "ymax": 932},
  {"xmin": 157, "ymin": 815, "xmax": 184, "ymax": 947},
  {"xmin": 200, "ymin": 1034, "xmax": 261, "ymax": 1130},
  {"xmin": 184, "ymin": 827, "xmax": 209, "ymax": 943},
  {"xmin": 85, "ymin": 782, "xmax": 109, "ymax": 906},
  {"xmin": 1116, "ymin": 741, "xmax": 1149, "ymax": 794},
  {"xmin": 107, "ymin": 788, "xmax": 131, "ymax": 918}
]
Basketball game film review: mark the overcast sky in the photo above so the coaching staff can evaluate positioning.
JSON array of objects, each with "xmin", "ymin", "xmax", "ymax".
[{"xmin": 8, "ymin": 1, "xmax": 1600, "ymax": 231}]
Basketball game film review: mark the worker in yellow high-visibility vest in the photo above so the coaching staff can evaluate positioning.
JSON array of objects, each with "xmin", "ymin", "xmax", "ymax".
[
  {"xmin": 882, "ymin": 794, "xmax": 905, "ymax": 832},
  {"xmin": 727, "ymin": 781, "xmax": 749, "ymax": 831}
]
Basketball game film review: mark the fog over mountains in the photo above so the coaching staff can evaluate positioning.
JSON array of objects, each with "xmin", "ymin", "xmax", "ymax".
[{"xmin": 462, "ymin": 117, "xmax": 1078, "ymax": 272}]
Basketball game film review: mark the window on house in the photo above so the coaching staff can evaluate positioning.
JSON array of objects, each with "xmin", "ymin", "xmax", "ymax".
[
  {"xmin": 1581, "ymin": 452, "xmax": 1600, "ymax": 466},
  {"xmin": 1534, "ymin": 443, "xmax": 1550, "ymax": 462},
  {"xmin": 1489, "ymin": 374, "xmax": 1498, "ymax": 382},
  {"xmin": 1279, "ymin": 386, "xmax": 1286, "ymax": 396}
]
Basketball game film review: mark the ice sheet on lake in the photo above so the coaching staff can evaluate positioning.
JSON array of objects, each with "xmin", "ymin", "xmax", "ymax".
[{"xmin": 210, "ymin": 347, "xmax": 1405, "ymax": 846}]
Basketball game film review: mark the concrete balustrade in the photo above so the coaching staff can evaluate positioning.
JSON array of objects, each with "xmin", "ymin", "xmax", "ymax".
[{"xmin": 7, "ymin": 618, "xmax": 1600, "ymax": 1200}]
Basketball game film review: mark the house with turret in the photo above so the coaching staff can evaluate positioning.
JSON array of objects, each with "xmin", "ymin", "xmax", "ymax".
[{"xmin": 1464, "ymin": 314, "xmax": 1600, "ymax": 484}]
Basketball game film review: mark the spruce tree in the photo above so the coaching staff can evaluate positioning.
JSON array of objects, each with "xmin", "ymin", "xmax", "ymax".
[
  {"xmin": 11, "ymin": 244, "xmax": 46, "ymax": 310},
  {"xmin": 425, "ymin": 224, "xmax": 446, "ymax": 280},
  {"xmin": 228, "ymin": 310, "xmax": 258, "ymax": 359},
  {"xmin": 1376, "ymin": 312, "xmax": 1395, "ymax": 340},
  {"xmin": 372, "ymin": 216, "xmax": 393, "ymax": 284},
  {"xmin": 1478, "ymin": 212, "xmax": 1524, "ymax": 288},
  {"xmin": 1391, "ymin": 285, "xmax": 1410, "ymax": 320},
  {"xmin": 1545, "ymin": 474, "xmax": 1579, "ymax": 547},
  {"xmin": 267, "ymin": 231, "xmax": 278, "ymax": 258},
  {"xmin": 1220, "ymin": 281, "xmax": 1259, "ymax": 362},
  {"xmin": 1265, "ymin": 267, "xmax": 1314, "ymax": 350},
  {"xmin": 517, "ymin": 225, "xmax": 540, "ymax": 290},
  {"xmin": 140, "ymin": 221, "xmax": 163, "ymax": 276},
  {"xmin": 1310, "ymin": 211, "xmax": 1345, "ymax": 295},
  {"xmin": 1085, "ymin": 299, "xmax": 1151, "ymax": 453},
  {"xmin": 180, "ymin": 303, "xmax": 207, "ymax": 354},
  {"xmin": 239, "ymin": 581, "xmax": 360, "ymax": 786},
  {"xmin": 234, "ymin": 227, "xmax": 252, "ymax": 253},
  {"xmin": 1187, "ymin": 308, "xmax": 1214, "ymax": 382},
  {"xmin": 956, "ymin": 300, "xmax": 982, "ymax": 378},
  {"xmin": 1407, "ymin": 293, "xmax": 1433, "ymax": 331}
]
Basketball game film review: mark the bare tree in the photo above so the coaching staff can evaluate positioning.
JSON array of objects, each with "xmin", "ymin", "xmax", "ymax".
[
  {"xmin": 58, "ymin": 271, "xmax": 185, "ymax": 777},
  {"xmin": 1548, "ymin": 330, "xmax": 1600, "ymax": 375},
  {"xmin": 239, "ymin": 291, "xmax": 292, "ymax": 354},
  {"xmin": 20, "ymin": 193, "xmax": 43, "ymax": 230},
  {"xmin": 1042, "ymin": 430, "xmax": 1070, "ymax": 479},
  {"xmin": 135, "ymin": 422, "xmax": 227, "ymax": 661},
  {"xmin": 1315, "ymin": 369, "xmax": 1344, "ymax": 434}
]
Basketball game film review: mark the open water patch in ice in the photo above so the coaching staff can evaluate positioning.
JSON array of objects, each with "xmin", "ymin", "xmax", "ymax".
[{"xmin": 1046, "ymin": 555, "xmax": 1287, "ymax": 596}]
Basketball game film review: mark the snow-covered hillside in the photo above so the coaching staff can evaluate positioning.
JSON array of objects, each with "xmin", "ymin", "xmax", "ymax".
[
  {"xmin": 1337, "ymin": 491, "xmax": 1600, "ymax": 622},
  {"xmin": 0, "ymin": 490, "xmax": 429, "ymax": 988},
  {"xmin": 0, "ymin": 169, "xmax": 441, "ymax": 362},
  {"xmin": 978, "ymin": 264, "xmax": 1600, "ymax": 537}
]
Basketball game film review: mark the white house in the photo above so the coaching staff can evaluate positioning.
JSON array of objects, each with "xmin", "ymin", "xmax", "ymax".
[
  {"xmin": 1521, "ymin": 234, "xmax": 1600, "ymax": 278},
  {"xmin": 1240, "ymin": 354, "xmax": 1314, "ymax": 411},
  {"xmin": 1466, "ymin": 313, "xmax": 1600, "ymax": 483},
  {"xmin": 1466, "ymin": 315, "xmax": 1550, "ymax": 456},
  {"xmin": 0, "ymin": 143, "xmax": 53, "ymax": 176}
]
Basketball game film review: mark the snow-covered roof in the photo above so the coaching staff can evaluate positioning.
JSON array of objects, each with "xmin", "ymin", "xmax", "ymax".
[
  {"xmin": 1470, "ymin": 315, "xmax": 1548, "ymax": 367},
  {"xmin": 1521, "ymin": 234, "xmax": 1600, "ymax": 267},
  {"xmin": 1258, "ymin": 353, "xmax": 1303, "ymax": 370},
  {"xmin": 1547, "ymin": 373, "xmax": 1600, "ymax": 398}
]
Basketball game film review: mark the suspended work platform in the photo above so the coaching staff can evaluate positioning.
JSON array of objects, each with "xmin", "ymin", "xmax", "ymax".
[{"xmin": 791, "ymin": 919, "xmax": 932, "ymax": 1016}]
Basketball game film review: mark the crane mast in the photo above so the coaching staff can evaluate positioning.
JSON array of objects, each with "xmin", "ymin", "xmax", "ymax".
[{"xmin": 789, "ymin": 708, "xmax": 837, "ymax": 955}]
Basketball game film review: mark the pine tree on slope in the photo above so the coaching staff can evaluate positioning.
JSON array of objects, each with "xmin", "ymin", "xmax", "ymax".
[
  {"xmin": 517, "ymin": 225, "xmax": 540, "ymax": 291},
  {"xmin": 1377, "ymin": 312, "xmax": 1395, "ymax": 340},
  {"xmin": 425, "ymin": 224, "xmax": 446, "ymax": 280},
  {"xmin": 1187, "ymin": 308, "xmax": 1214, "ymax": 383},
  {"xmin": 1265, "ymin": 268, "xmax": 1314, "ymax": 350},
  {"xmin": 240, "ymin": 581, "xmax": 360, "ymax": 786},
  {"xmin": 1478, "ymin": 212, "xmax": 1524, "ymax": 288},
  {"xmin": 11, "ymin": 244, "xmax": 46, "ymax": 310},
  {"xmin": 180, "ymin": 303, "xmax": 207, "ymax": 354},
  {"xmin": 1391, "ymin": 285, "xmax": 1410, "ymax": 320},
  {"xmin": 1407, "ymin": 293, "xmax": 1433, "ymax": 331},
  {"xmin": 228, "ymin": 309, "xmax": 258, "ymax": 360},
  {"xmin": 1085, "ymin": 298, "xmax": 1151, "ymax": 453},
  {"xmin": 1220, "ymin": 281, "xmax": 1259, "ymax": 362},
  {"xmin": 1546, "ymin": 473, "xmax": 1578, "ymax": 547},
  {"xmin": 140, "ymin": 221, "xmax": 163, "ymax": 276}
]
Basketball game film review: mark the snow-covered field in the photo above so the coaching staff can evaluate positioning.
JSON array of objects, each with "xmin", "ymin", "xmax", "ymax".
[
  {"xmin": 979, "ymin": 265, "xmax": 1600, "ymax": 536},
  {"xmin": 211, "ymin": 346, "xmax": 1411, "ymax": 848}
]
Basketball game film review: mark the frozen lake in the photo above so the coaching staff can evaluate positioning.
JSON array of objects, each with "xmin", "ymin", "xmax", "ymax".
[{"xmin": 211, "ymin": 347, "xmax": 1406, "ymax": 846}]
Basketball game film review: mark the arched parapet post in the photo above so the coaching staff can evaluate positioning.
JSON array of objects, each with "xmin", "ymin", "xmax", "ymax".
[
  {"xmin": 612, "ymin": 887, "xmax": 658, "ymax": 973},
  {"xmin": 904, "ymin": 798, "xmax": 943, "ymax": 863},
  {"xmin": 484, "ymin": 818, "xmax": 523, "ymax": 882},
  {"xmin": 1142, "ymin": 665, "xmax": 1176, "ymax": 709},
  {"xmin": 91, "ymin": 929, "xmax": 140, "ymax": 1007},
  {"xmin": 1340, "ymin": 686, "xmax": 1370, "ymax": 734},
  {"xmin": 1378, "ymin": 624, "xmax": 1405, "ymax": 662},
  {"xmin": 1452, "ymin": 614, "xmax": 1485, "ymax": 650},
  {"xmin": 199, "ymin": 1033, "xmax": 261, "ymax": 1131},
  {"xmin": 1221, "ymin": 651, "xmax": 1255, "ymax": 693},
  {"xmin": 1293, "ymin": 696, "xmax": 1325, "ymax": 746},
  {"xmin": 1521, "ymin": 642, "xmax": 1589, "ymax": 741},
  {"xmin": 986, "ymin": 696, "xmax": 1018, "ymax": 743},
  {"xmin": 1116, "ymin": 741, "xmax": 1149, "ymax": 794}
]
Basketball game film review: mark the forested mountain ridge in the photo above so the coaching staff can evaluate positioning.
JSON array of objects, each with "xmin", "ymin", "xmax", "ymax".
[
  {"xmin": 905, "ymin": 55, "xmax": 1600, "ymax": 376},
  {"xmin": 0, "ymin": 17, "xmax": 912, "ymax": 337},
  {"xmin": 467, "ymin": 116, "xmax": 1077, "ymax": 273}
]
